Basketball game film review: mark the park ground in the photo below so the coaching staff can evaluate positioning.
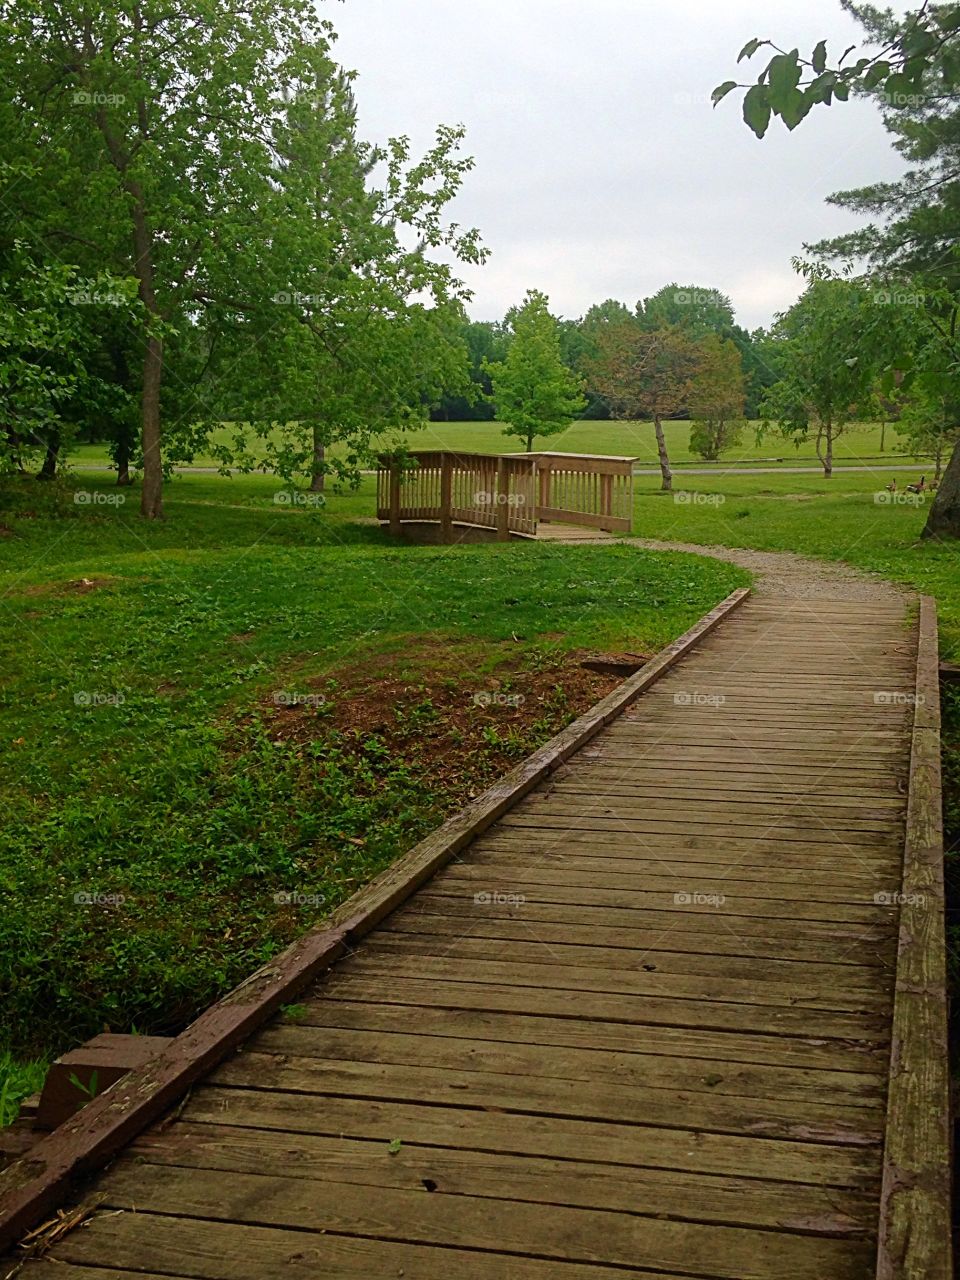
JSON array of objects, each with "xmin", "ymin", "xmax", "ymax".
[
  {"xmin": 69, "ymin": 417, "xmax": 928, "ymax": 471},
  {"xmin": 1, "ymin": 450, "xmax": 958, "ymax": 1121}
]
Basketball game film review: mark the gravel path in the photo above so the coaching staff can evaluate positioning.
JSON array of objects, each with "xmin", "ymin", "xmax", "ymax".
[{"xmin": 628, "ymin": 537, "xmax": 910, "ymax": 605}]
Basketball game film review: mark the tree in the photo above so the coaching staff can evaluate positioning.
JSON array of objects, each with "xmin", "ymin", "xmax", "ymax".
[
  {"xmin": 589, "ymin": 322, "xmax": 702, "ymax": 491},
  {"xmin": 484, "ymin": 291, "xmax": 586, "ymax": 453},
  {"xmin": 209, "ymin": 71, "xmax": 480, "ymax": 491},
  {"xmin": 688, "ymin": 335, "xmax": 747, "ymax": 461},
  {"xmin": 896, "ymin": 384, "xmax": 960, "ymax": 483},
  {"xmin": 715, "ymin": 3, "xmax": 960, "ymax": 534},
  {"xmin": 5, "ymin": 2, "xmax": 482, "ymax": 517},
  {"xmin": 760, "ymin": 274, "xmax": 910, "ymax": 477},
  {"xmin": 639, "ymin": 284, "xmax": 735, "ymax": 336}
]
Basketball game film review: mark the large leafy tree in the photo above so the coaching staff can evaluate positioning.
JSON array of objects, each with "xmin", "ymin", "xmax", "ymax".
[
  {"xmin": 760, "ymin": 273, "xmax": 914, "ymax": 477},
  {"xmin": 715, "ymin": 1, "xmax": 960, "ymax": 535},
  {"xmin": 589, "ymin": 322, "xmax": 702, "ymax": 491},
  {"xmin": 210, "ymin": 74, "xmax": 480, "ymax": 490},
  {"xmin": 485, "ymin": 290, "xmax": 587, "ymax": 453},
  {"xmin": 639, "ymin": 284, "xmax": 736, "ymax": 335},
  {"xmin": 4, "ymin": 1, "xmax": 481, "ymax": 517},
  {"xmin": 637, "ymin": 283, "xmax": 774, "ymax": 417},
  {"xmin": 688, "ymin": 335, "xmax": 747, "ymax": 461}
]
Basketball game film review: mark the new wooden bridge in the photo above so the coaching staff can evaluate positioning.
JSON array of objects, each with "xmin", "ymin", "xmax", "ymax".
[{"xmin": 0, "ymin": 584, "xmax": 951, "ymax": 1279}]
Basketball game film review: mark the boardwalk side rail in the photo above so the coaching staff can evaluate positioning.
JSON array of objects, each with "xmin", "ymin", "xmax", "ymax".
[
  {"xmin": 0, "ymin": 587, "xmax": 751, "ymax": 1253},
  {"xmin": 875, "ymin": 595, "xmax": 952, "ymax": 1280},
  {"xmin": 524, "ymin": 451, "xmax": 634, "ymax": 533},
  {"xmin": 377, "ymin": 451, "xmax": 537, "ymax": 540},
  {"xmin": 376, "ymin": 450, "xmax": 635, "ymax": 539}
]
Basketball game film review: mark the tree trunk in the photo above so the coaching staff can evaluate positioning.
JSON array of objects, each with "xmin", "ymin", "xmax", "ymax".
[
  {"xmin": 39, "ymin": 432, "xmax": 60, "ymax": 479},
  {"xmin": 921, "ymin": 437, "xmax": 960, "ymax": 540},
  {"xmin": 934, "ymin": 442, "xmax": 944, "ymax": 484},
  {"xmin": 101, "ymin": 110, "xmax": 163, "ymax": 518},
  {"xmin": 880, "ymin": 420, "xmax": 886, "ymax": 452},
  {"xmin": 526, "ymin": 430, "xmax": 534, "ymax": 453},
  {"xmin": 816, "ymin": 424, "xmax": 833, "ymax": 478},
  {"xmin": 309, "ymin": 424, "xmax": 325, "ymax": 493},
  {"xmin": 653, "ymin": 415, "xmax": 672, "ymax": 491},
  {"xmin": 140, "ymin": 333, "xmax": 163, "ymax": 518}
]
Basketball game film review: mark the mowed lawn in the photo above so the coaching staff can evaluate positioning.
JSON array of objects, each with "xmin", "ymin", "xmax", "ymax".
[
  {"xmin": 67, "ymin": 418, "xmax": 928, "ymax": 471},
  {"xmin": 0, "ymin": 471, "xmax": 748, "ymax": 1109}
]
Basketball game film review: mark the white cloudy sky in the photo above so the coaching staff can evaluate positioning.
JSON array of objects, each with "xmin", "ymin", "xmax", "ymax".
[{"xmin": 327, "ymin": 0, "xmax": 909, "ymax": 331}]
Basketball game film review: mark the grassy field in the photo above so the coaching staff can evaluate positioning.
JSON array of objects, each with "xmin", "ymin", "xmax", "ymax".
[
  {"xmin": 67, "ymin": 418, "xmax": 928, "ymax": 472},
  {"xmin": 0, "ymin": 471, "xmax": 748, "ymax": 1116}
]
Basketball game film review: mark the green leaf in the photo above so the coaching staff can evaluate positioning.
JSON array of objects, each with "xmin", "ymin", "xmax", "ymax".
[
  {"xmin": 387, "ymin": 1138, "xmax": 403, "ymax": 1156},
  {"xmin": 864, "ymin": 61, "xmax": 891, "ymax": 90},
  {"xmin": 812, "ymin": 40, "xmax": 827, "ymax": 75},
  {"xmin": 767, "ymin": 52, "xmax": 803, "ymax": 112},
  {"xmin": 738, "ymin": 38, "xmax": 765, "ymax": 63},
  {"xmin": 711, "ymin": 81, "xmax": 738, "ymax": 107},
  {"xmin": 742, "ymin": 83, "xmax": 772, "ymax": 138},
  {"xmin": 806, "ymin": 72, "xmax": 838, "ymax": 105},
  {"xmin": 780, "ymin": 90, "xmax": 814, "ymax": 131},
  {"xmin": 833, "ymin": 82, "xmax": 850, "ymax": 102}
]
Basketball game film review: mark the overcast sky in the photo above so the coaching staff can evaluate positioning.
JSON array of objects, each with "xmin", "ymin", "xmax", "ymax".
[{"xmin": 328, "ymin": 0, "xmax": 909, "ymax": 331}]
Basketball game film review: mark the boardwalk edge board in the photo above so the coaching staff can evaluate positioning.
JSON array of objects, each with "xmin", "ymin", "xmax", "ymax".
[
  {"xmin": 875, "ymin": 596, "xmax": 952, "ymax": 1280},
  {"xmin": 0, "ymin": 585, "xmax": 751, "ymax": 1255}
]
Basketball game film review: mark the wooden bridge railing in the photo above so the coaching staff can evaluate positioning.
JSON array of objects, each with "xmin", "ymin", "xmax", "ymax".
[
  {"xmin": 525, "ymin": 452, "xmax": 633, "ymax": 533},
  {"xmin": 377, "ymin": 450, "xmax": 634, "ymax": 540}
]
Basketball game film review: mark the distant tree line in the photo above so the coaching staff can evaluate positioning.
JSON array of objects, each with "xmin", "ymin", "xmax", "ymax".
[{"xmin": 431, "ymin": 283, "xmax": 777, "ymax": 424}]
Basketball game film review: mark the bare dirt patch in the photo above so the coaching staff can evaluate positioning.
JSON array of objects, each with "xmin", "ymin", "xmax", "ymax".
[
  {"xmin": 22, "ymin": 577, "xmax": 114, "ymax": 598},
  {"xmin": 259, "ymin": 640, "xmax": 628, "ymax": 810}
]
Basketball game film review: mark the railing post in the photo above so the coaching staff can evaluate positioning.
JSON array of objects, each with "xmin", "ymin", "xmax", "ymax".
[
  {"xmin": 440, "ymin": 453, "xmax": 453, "ymax": 543},
  {"xmin": 600, "ymin": 472, "xmax": 613, "ymax": 532},
  {"xmin": 538, "ymin": 458, "xmax": 552, "ymax": 522},
  {"xmin": 388, "ymin": 462, "xmax": 402, "ymax": 536},
  {"xmin": 496, "ymin": 459, "xmax": 511, "ymax": 542}
]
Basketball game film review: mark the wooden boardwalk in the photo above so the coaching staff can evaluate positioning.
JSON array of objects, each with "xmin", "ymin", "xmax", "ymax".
[{"xmin": 4, "ymin": 590, "xmax": 950, "ymax": 1279}]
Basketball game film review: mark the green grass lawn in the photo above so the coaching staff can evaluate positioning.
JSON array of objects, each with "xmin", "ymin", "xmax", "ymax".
[
  {"xmin": 67, "ymin": 418, "xmax": 928, "ymax": 472},
  {"xmin": 0, "ymin": 471, "xmax": 748, "ymax": 1110}
]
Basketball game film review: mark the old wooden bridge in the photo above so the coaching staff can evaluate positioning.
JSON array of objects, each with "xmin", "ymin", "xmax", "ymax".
[
  {"xmin": 377, "ymin": 449, "xmax": 635, "ymax": 540},
  {"xmin": 0, "ymin": 583, "xmax": 951, "ymax": 1278}
]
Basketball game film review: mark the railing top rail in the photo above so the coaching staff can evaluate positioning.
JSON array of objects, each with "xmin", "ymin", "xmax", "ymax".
[
  {"xmin": 377, "ymin": 450, "xmax": 537, "ymax": 471},
  {"xmin": 517, "ymin": 451, "xmax": 638, "ymax": 463}
]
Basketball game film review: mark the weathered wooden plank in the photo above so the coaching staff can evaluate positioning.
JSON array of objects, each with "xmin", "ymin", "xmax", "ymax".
[
  {"xmin": 39, "ymin": 1214, "xmax": 660, "ymax": 1280},
  {"xmin": 186, "ymin": 1087, "xmax": 881, "ymax": 1186},
  {"xmin": 292, "ymin": 998, "xmax": 890, "ymax": 1071},
  {"xmin": 127, "ymin": 1124, "xmax": 877, "ymax": 1235},
  {"xmin": 405, "ymin": 894, "xmax": 897, "ymax": 952},
  {"xmin": 91, "ymin": 1164, "xmax": 875, "ymax": 1280},
  {"xmin": 421, "ymin": 880, "xmax": 892, "ymax": 924},
  {"xmin": 366, "ymin": 929, "xmax": 890, "ymax": 985},
  {"xmin": 317, "ymin": 972, "xmax": 888, "ymax": 1041},
  {"xmin": 464, "ymin": 845, "xmax": 900, "ymax": 886},
  {"xmin": 383, "ymin": 911, "xmax": 895, "ymax": 969},
  {"xmin": 436, "ymin": 863, "xmax": 896, "ymax": 907},
  {"xmin": 333, "ymin": 951, "xmax": 888, "ymax": 1013},
  {"xmin": 254, "ymin": 1024, "xmax": 885, "ymax": 1107},
  {"xmin": 474, "ymin": 830, "xmax": 903, "ymax": 870},
  {"xmin": 497, "ymin": 813, "xmax": 899, "ymax": 846}
]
